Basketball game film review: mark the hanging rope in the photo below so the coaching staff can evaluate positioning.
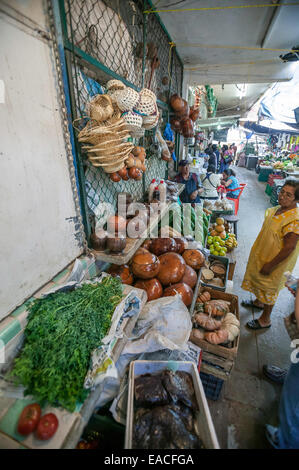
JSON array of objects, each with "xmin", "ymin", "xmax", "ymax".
[
  {"xmin": 168, "ymin": 41, "xmax": 176, "ymax": 85},
  {"xmin": 144, "ymin": 3, "xmax": 299, "ymax": 14}
]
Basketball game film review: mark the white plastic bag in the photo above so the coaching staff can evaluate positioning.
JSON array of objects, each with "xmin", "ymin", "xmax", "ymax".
[{"xmin": 122, "ymin": 295, "xmax": 192, "ymax": 355}]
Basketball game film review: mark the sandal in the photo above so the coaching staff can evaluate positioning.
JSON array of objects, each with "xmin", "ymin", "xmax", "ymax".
[
  {"xmin": 246, "ymin": 319, "xmax": 271, "ymax": 330},
  {"xmin": 241, "ymin": 300, "xmax": 263, "ymax": 310}
]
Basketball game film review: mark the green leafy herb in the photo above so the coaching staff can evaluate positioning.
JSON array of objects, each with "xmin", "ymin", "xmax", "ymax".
[{"xmin": 9, "ymin": 277, "xmax": 123, "ymax": 412}]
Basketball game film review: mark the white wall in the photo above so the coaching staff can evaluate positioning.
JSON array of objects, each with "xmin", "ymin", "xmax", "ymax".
[{"xmin": 0, "ymin": 2, "xmax": 84, "ymax": 320}]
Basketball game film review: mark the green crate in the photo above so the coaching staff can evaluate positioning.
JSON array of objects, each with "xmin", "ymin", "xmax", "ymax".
[{"xmin": 265, "ymin": 184, "xmax": 273, "ymax": 196}]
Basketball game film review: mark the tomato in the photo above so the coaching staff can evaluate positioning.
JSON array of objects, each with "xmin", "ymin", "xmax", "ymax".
[
  {"xmin": 36, "ymin": 413, "xmax": 59, "ymax": 440},
  {"xmin": 17, "ymin": 403, "xmax": 41, "ymax": 436}
]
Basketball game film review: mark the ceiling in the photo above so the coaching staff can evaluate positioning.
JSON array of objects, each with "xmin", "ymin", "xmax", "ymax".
[
  {"xmin": 154, "ymin": 0, "xmax": 299, "ymax": 118},
  {"xmin": 211, "ymin": 83, "xmax": 270, "ymax": 117}
]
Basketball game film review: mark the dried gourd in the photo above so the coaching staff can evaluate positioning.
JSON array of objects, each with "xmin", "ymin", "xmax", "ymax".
[
  {"xmin": 204, "ymin": 299, "xmax": 230, "ymax": 317},
  {"xmin": 197, "ymin": 291, "xmax": 211, "ymax": 303},
  {"xmin": 204, "ymin": 329, "xmax": 229, "ymax": 344},
  {"xmin": 193, "ymin": 313, "xmax": 222, "ymax": 331}
]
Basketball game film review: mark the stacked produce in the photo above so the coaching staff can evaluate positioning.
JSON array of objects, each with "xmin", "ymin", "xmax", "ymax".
[
  {"xmin": 108, "ymin": 238, "xmax": 206, "ymax": 306},
  {"xmin": 9, "ymin": 277, "xmax": 123, "ymax": 412},
  {"xmin": 207, "ymin": 217, "xmax": 238, "ymax": 252},
  {"xmin": 190, "ymin": 291, "xmax": 240, "ymax": 346},
  {"xmin": 133, "ymin": 370, "xmax": 203, "ymax": 449},
  {"xmin": 203, "ymin": 198, "xmax": 233, "ymax": 212}
]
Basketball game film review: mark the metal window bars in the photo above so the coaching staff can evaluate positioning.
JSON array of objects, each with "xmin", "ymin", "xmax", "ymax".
[{"xmin": 59, "ymin": 0, "xmax": 183, "ymax": 240}]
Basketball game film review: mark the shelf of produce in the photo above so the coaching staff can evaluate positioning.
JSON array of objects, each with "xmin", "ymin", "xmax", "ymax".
[{"xmin": 91, "ymin": 184, "xmax": 185, "ymax": 266}]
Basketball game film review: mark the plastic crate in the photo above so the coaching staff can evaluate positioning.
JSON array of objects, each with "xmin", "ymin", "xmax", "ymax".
[
  {"xmin": 265, "ymin": 184, "xmax": 272, "ymax": 196},
  {"xmin": 200, "ymin": 372, "xmax": 224, "ymax": 401}
]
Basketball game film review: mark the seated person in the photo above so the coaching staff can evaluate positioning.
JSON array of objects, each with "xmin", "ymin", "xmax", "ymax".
[
  {"xmin": 222, "ymin": 169, "xmax": 240, "ymax": 199},
  {"xmin": 200, "ymin": 165, "xmax": 221, "ymax": 200},
  {"xmin": 174, "ymin": 160, "xmax": 203, "ymax": 204}
]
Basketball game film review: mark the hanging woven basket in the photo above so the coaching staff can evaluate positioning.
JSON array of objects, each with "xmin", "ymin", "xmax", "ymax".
[
  {"xmin": 135, "ymin": 88, "xmax": 157, "ymax": 116},
  {"xmin": 86, "ymin": 94, "xmax": 115, "ymax": 123},
  {"xmin": 114, "ymin": 87, "xmax": 140, "ymax": 112},
  {"xmin": 122, "ymin": 111, "xmax": 143, "ymax": 132}
]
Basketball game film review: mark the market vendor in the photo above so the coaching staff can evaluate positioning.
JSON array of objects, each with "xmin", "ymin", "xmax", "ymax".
[
  {"xmin": 221, "ymin": 169, "xmax": 240, "ymax": 198},
  {"xmin": 174, "ymin": 160, "xmax": 203, "ymax": 204},
  {"xmin": 241, "ymin": 179, "xmax": 299, "ymax": 330},
  {"xmin": 200, "ymin": 164, "xmax": 221, "ymax": 200}
]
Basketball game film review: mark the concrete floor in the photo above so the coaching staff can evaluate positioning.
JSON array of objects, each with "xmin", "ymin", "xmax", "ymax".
[{"xmin": 208, "ymin": 166, "xmax": 299, "ymax": 449}]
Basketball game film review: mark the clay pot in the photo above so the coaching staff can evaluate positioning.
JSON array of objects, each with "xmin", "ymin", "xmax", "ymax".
[
  {"xmin": 163, "ymin": 282, "xmax": 193, "ymax": 306},
  {"xmin": 131, "ymin": 251, "xmax": 160, "ymax": 280},
  {"xmin": 173, "ymin": 237, "xmax": 188, "ymax": 254},
  {"xmin": 169, "ymin": 94, "xmax": 185, "ymax": 113},
  {"xmin": 181, "ymin": 265, "xmax": 197, "ymax": 289},
  {"xmin": 134, "ymin": 278, "xmax": 163, "ymax": 301},
  {"xmin": 157, "ymin": 252, "xmax": 186, "ymax": 286},
  {"xmin": 182, "ymin": 249, "xmax": 205, "ymax": 270},
  {"xmin": 108, "ymin": 264, "xmax": 133, "ymax": 285},
  {"xmin": 150, "ymin": 238, "xmax": 177, "ymax": 256}
]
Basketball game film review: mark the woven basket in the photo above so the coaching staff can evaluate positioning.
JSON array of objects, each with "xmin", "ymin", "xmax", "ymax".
[
  {"xmin": 86, "ymin": 94, "xmax": 114, "ymax": 123},
  {"xmin": 142, "ymin": 112, "xmax": 159, "ymax": 130},
  {"xmin": 87, "ymin": 141, "xmax": 133, "ymax": 156},
  {"xmin": 130, "ymin": 127, "xmax": 145, "ymax": 139},
  {"xmin": 115, "ymin": 87, "xmax": 140, "ymax": 112},
  {"xmin": 139, "ymin": 88, "xmax": 156, "ymax": 101},
  {"xmin": 135, "ymin": 93, "xmax": 156, "ymax": 116},
  {"xmin": 122, "ymin": 111, "xmax": 143, "ymax": 131},
  {"xmin": 106, "ymin": 79, "xmax": 126, "ymax": 92}
]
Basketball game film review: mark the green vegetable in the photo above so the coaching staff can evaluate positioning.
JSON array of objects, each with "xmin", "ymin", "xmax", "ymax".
[{"xmin": 9, "ymin": 277, "xmax": 123, "ymax": 412}]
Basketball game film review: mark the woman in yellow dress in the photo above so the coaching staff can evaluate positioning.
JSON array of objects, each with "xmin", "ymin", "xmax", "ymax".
[{"xmin": 242, "ymin": 179, "xmax": 299, "ymax": 330}]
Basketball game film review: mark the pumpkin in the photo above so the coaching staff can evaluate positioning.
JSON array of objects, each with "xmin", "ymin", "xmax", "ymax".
[
  {"xmin": 190, "ymin": 328, "xmax": 205, "ymax": 341},
  {"xmin": 204, "ymin": 299, "xmax": 231, "ymax": 317},
  {"xmin": 193, "ymin": 313, "xmax": 222, "ymax": 331},
  {"xmin": 197, "ymin": 291, "xmax": 211, "ymax": 303},
  {"xmin": 221, "ymin": 312, "xmax": 240, "ymax": 342},
  {"xmin": 204, "ymin": 329, "xmax": 229, "ymax": 345},
  {"xmin": 216, "ymin": 217, "xmax": 225, "ymax": 225},
  {"xmin": 215, "ymin": 225, "xmax": 225, "ymax": 233}
]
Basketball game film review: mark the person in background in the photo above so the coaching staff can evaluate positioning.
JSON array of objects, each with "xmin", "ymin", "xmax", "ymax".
[
  {"xmin": 241, "ymin": 179, "xmax": 299, "ymax": 330},
  {"xmin": 212, "ymin": 144, "xmax": 220, "ymax": 172},
  {"xmin": 221, "ymin": 169, "xmax": 240, "ymax": 198},
  {"xmin": 200, "ymin": 164, "xmax": 221, "ymax": 200},
  {"xmin": 220, "ymin": 145, "xmax": 233, "ymax": 172},
  {"xmin": 264, "ymin": 279, "xmax": 299, "ymax": 449},
  {"xmin": 174, "ymin": 160, "xmax": 203, "ymax": 204}
]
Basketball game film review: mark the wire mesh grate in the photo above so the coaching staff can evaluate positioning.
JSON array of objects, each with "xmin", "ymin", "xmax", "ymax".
[{"xmin": 63, "ymin": 0, "xmax": 183, "ymax": 234}]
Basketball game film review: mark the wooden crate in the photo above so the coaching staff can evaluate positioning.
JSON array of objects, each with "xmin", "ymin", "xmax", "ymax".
[{"xmin": 189, "ymin": 287, "xmax": 240, "ymax": 363}]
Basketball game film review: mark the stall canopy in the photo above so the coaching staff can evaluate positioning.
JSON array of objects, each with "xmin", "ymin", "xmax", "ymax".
[
  {"xmin": 241, "ymin": 120, "xmax": 299, "ymax": 136},
  {"xmin": 258, "ymin": 64, "xmax": 299, "ymax": 128}
]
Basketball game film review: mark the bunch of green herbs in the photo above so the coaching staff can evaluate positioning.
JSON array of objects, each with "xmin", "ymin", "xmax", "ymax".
[{"xmin": 9, "ymin": 276, "xmax": 123, "ymax": 412}]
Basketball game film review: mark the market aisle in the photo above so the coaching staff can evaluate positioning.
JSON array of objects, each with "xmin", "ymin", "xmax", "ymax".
[{"xmin": 207, "ymin": 166, "xmax": 299, "ymax": 449}]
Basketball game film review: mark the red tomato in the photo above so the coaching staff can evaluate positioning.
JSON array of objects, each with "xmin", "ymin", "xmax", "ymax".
[
  {"xmin": 36, "ymin": 413, "xmax": 59, "ymax": 440},
  {"xmin": 17, "ymin": 403, "xmax": 41, "ymax": 436}
]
